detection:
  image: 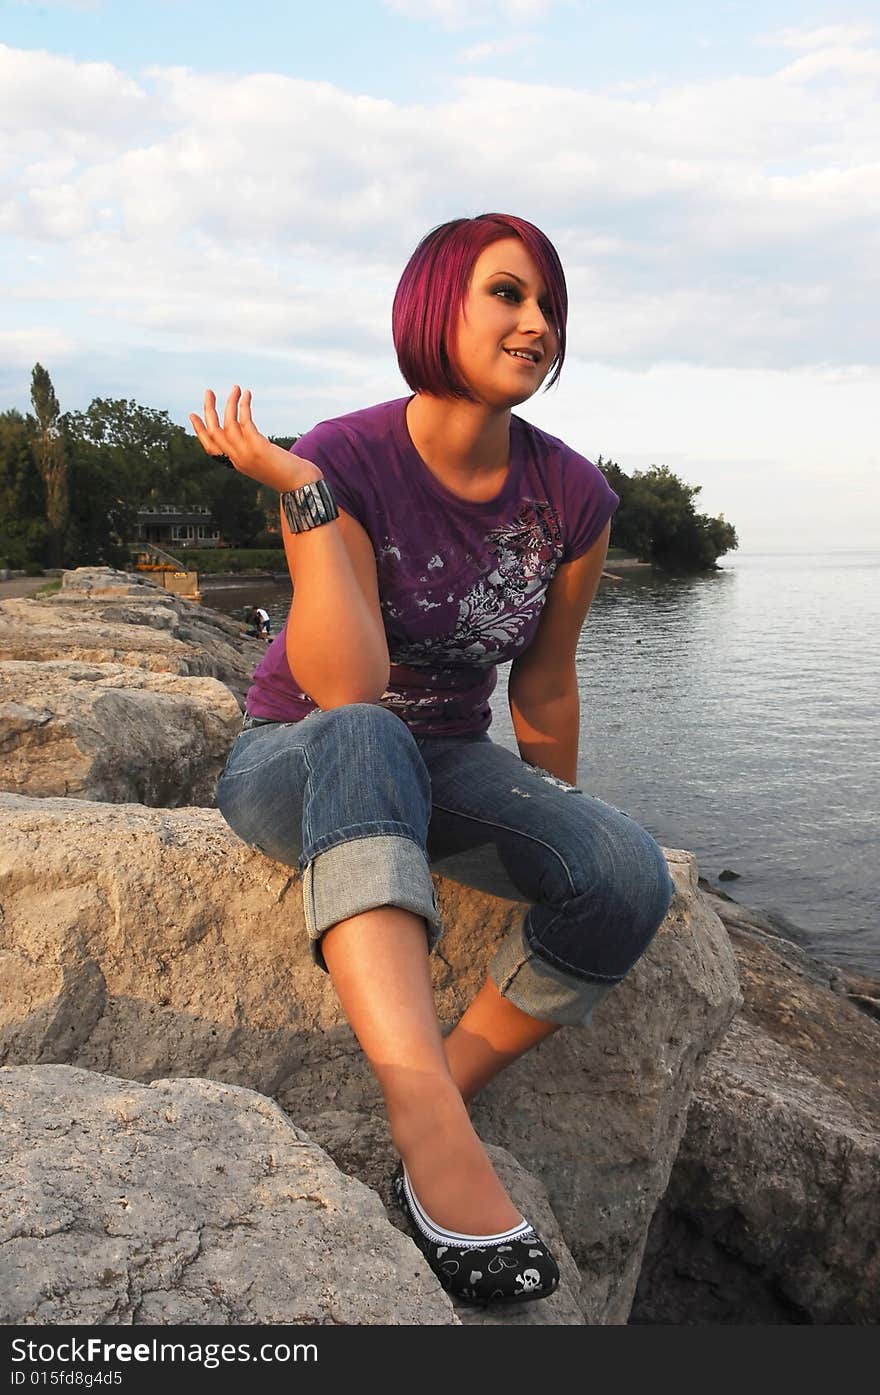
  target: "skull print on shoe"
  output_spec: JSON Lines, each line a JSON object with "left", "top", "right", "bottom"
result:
{"left": 392, "top": 1162, "right": 560, "bottom": 1306}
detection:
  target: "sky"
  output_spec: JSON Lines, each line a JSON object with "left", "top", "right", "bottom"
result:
{"left": 2, "top": 0, "right": 878, "bottom": 551}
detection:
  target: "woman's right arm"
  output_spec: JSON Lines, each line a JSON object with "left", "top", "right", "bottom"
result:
{"left": 190, "top": 387, "right": 389, "bottom": 709}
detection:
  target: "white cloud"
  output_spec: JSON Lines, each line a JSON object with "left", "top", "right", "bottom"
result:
{"left": 2, "top": 32, "right": 877, "bottom": 379}
{"left": 777, "top": 45, "right": 880, "bottom": 83}
{"left": 459, "top": 33, "right": 537, "bottom": 63}
{"left": 0, "top": 327, "right": 78, "bottom": 369}
{"left": 0, "top": 44, "right": 149, "bottom": 162}
{"left": 757, "top": 24, "right": 877, "bottom": 51}
{"left": 382, "top": 0, "right": 559, "bottom": 30}
{"left": 11, "top": 1, "right": 102, "bottom": 10}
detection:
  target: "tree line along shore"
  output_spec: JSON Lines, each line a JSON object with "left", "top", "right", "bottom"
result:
{"left": 3, "top": 363, "right": 737, "bottom": 579}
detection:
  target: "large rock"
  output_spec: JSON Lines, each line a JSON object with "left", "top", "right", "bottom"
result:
{"left": 54, "top": 567, "right": 182, "bottom": 599}
{"left": 0, "top": 1064, "right": 457, "bottom": 1325}
{"left": 0, "top": 792, "right": 740, "bottom": 1324}
{"left": 405, "top": 850, "right": 743, "bottom": 1323}
{"left": 631, "top": 894, "right": 880, "bottom": 1324}
{"left": 0, "top": 661, "right": 241, "bottom": 806}
{"left": 0, "top": 567, "right": 261, "bottom": 706}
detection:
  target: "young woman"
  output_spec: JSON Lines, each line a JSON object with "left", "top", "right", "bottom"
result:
{"left": 190, "top": 213, "right": 673, "bottom": 1308}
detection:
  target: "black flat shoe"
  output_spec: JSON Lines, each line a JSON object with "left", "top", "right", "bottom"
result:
{"left": 392, "top": 1162, "right": 560, "bottom": 1306}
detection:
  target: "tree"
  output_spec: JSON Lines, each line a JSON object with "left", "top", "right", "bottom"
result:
{"left": 61, "top": 397, "right": 185, "bottom": 503}
{"left": 597, "top": 456, "right": 738, "bottom": 570}
{"left": 61, "top": 432, "right": 138, "bottom": 568}
{"left": 0, "top": 409, "right": 46, "bottom": 568}
{"left": 200, "top": 464, "right": 265, "bottom": 548}
{"left": 29, "top": 364, "right": 68, "bottom": 566}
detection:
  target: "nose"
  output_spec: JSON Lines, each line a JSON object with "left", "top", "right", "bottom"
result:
{"left": 519, "top": 297, "right": 555, "bottom": 342}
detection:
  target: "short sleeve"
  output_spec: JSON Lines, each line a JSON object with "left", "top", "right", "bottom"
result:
{"left": 289, "top": 419, "right": 368, "bottom": 526}
{"left": 561, "top": 448, "right": 620, "bottom": 562}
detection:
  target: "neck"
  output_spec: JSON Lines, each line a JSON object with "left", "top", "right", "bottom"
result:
{"left": 406, "top": 393, "right": 511, "bottom": 481}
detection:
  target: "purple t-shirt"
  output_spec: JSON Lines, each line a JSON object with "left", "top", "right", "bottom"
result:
{"left": 246, "top": 396, "right": 618, "bottom": 736}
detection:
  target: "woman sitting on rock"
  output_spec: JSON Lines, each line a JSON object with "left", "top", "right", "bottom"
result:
{"left": 190, "top": 212, "right": 673, "bottom": 1308}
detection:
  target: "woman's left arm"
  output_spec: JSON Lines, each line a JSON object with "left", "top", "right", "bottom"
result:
{"left": 507, "top": 522, "right": 611, "bottom": 784}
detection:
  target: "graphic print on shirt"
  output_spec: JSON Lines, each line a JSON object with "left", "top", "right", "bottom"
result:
{"left": 383, "top": 499, "right": 564, "bottom": 668}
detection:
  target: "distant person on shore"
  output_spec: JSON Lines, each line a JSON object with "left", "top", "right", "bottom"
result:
{"left": 242, "top": 605, "right": 271, "bottom": 643}
{"left": 190, "top": 212, "right": 673, "bottom": 1308}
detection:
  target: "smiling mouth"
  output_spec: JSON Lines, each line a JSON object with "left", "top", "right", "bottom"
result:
{"left": 504, "top": 348, "right": 541, "bottom": 366}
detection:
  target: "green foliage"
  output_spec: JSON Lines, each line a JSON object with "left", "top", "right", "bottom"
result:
{"left": 62, "top": 432, "right": 138, "bottom": 568}
{"left": 177, "top": 548, "right": 286, "bottom": 574}
{"left": 59, "top": 395, "right": 273, "bottom": 544}
{"left": 597, "top": 456, "right": 737, "bottom": 570}
{"left": 0, "top": 409, "right": 47, "bottom": 568}
{"left": 60, "top": 397, "right": 187, "bottom": 503}
{"left": 29, "top": 364, "right": 68, "bottom": 566}
{"left": 204, "top": 469, "right": 267, "bottom": 548}
{"left": 29, "top": 363, "right": 61, "bottom": 434}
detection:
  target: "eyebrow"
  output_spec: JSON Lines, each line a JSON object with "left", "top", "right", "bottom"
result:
{"left": 487, "top": 269, "right": 550, "bottom": 298}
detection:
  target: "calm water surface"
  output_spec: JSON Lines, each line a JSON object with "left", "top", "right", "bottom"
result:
{"left": 203, "top": 550, "right": 880, "bottom": 975}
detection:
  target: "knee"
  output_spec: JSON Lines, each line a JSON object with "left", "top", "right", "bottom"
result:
{"left": 615, "top": 824, "right": 673, "bottom": 928}
{"left": 318, "top": 702, "right": 412, "bottom": 744}
{"left": 583, "top": 819, "right": 673, "bottom": 943}
{"left": 528, "top": 818, "right": 674, "bottom": 983}
{"left": 314, "top": 702, "right": 422, "bottom": 769}
{"left": 308, "top": 702, "right": 431, "bottom": 809}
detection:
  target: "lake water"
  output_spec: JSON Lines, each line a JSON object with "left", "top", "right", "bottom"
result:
{"left": 202, "top": 549, "right": 880, "bottom": 976}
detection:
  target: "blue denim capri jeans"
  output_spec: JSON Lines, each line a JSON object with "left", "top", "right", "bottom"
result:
{"left": 216, "top": 703, "right": 674, "bottom": 1028}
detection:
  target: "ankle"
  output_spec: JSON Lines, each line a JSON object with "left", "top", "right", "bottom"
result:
{"left": 391, "top": 1114, "right": 522, "bottom": 1235}
{"left": 385, "top": 1077, "right": 470, "bottom": 1159}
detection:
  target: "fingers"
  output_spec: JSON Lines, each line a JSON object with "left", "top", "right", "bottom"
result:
{"left": 189, "top": 413, "right": 217, "bottom": 455}
{"left": 223, "top": 385, "right": 242, "bottom": 433}
{"left": 190, "top": 387, "right": 255, "bottom": 461}
{"left": 204, "top": 389, "right": 221, "bottom": 433}
{"left": 191, "top": 392, "right": 230, "bottom": 458}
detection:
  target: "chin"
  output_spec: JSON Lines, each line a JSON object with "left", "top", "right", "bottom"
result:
{"left": 505, "top": 386, "right": 539, "bottom": 409}
{"left": 475, "top": 383, "right": 538, "bottom": 411}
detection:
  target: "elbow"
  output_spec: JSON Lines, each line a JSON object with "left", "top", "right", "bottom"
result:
{"left": 315, "top": 683, "right": 387, "bottom": 708}
{"left": 306, "top": 660, "right": 390, "bottom": 712}
{"left": 509, "top": 670, "right": 579, "bottom": 707}
{"left": 285, "top": 633, "right": 390, "bottom": 712}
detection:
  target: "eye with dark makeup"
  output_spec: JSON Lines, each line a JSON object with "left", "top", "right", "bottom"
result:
{"left": 492, "top": 282, "right": 555, "bottom": 321}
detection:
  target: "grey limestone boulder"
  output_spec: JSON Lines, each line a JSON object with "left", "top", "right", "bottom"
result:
{"left": 0, "top": 1064, "right": 457, "bottom": 1325}
{"left": 631, "top": 893, "right": 880, "bottom": 1324}
{"left": 0, "top": 792, "right": 740, "bottom": 1323}
{"left": 0, "top": 660, "right": 241, "bottom": 806}
{"left": 0, "top": 567, "right": 261, "bottom": 707}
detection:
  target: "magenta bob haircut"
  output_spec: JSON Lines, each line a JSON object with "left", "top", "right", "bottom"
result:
{"left": 392, "top": 212, "right": 568, "bottom": 401}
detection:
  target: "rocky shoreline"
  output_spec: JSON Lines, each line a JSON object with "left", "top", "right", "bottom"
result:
{"left": 0, "top": 567, "right": 877, "bottom": 1326}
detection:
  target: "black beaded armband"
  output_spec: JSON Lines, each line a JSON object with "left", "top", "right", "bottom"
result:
{"left": 281, "top": 479, "right": 339, "bottom": 533}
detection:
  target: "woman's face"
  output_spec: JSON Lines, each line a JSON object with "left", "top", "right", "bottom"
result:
{"left": 451, "top": 236, "right": 559, "bottom": 409}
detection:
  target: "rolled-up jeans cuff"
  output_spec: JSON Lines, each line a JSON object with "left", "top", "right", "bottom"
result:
{"left": 489, "top": 919, "right": 613, "bottom": 1028}
{"left": 302, "top": 834, "right": 443, "bottom": 972}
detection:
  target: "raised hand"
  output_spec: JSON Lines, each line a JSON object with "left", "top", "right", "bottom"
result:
{"left": 189, "top": 387, "right": 321, "bottom": 493}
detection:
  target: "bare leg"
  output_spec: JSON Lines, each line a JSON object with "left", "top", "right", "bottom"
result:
{"left": 320, "top": 905, "right": 522, "bottom": 1234}
{"left": 443, "top": 977, "right": 560, "bottom": 1105}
